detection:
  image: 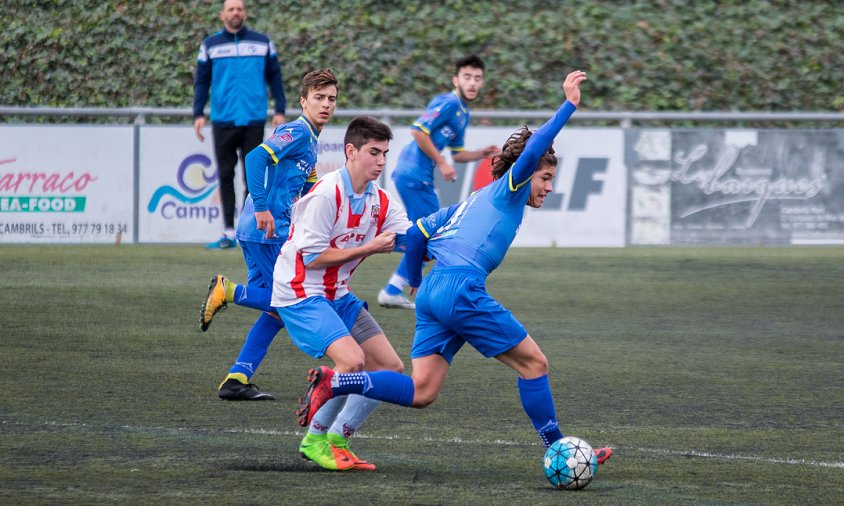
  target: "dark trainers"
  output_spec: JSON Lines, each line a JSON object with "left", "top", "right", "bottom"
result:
{"left": 206, "top": 236, "right": 237, "bottom": 250}
{"left": 296, "top": 366, "right": 335, "bottom": 427}
{"left": 218, "top": 378, "right": 275, "bottom": 401}
{"left": 594, "top": 447, "right": 613, "bottom": 465}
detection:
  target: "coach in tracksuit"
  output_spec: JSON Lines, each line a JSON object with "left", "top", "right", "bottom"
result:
{"left": 193, "top": 0, "right": 286, "bottom": 250}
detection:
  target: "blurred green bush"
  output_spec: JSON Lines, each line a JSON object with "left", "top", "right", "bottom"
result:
{"left": 2, "top": 0, "right": 842, "bottom": 112}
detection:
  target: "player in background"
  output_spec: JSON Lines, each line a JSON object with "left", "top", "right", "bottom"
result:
{"left": 377, "top": 54, "right": 501, "bottom": 309}
{"left": 205, "top": 117, "right": 412, "bottom": 470}
{"left": 295, "top": 70, "right": 613, "bottom": 466}
{"left": 199, "top": 69, "right": 337, "bottom": 401}
{"left": 193, "top": 0, "right": 287, "bottom": 250}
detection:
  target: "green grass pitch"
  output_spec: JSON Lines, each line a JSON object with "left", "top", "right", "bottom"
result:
{"left": 1, "top": 245, "right": 842, "bottom": 504}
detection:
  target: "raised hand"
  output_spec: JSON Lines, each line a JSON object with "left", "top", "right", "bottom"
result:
{"left": 562, "top": 70, "right": 587, "bottom": 107}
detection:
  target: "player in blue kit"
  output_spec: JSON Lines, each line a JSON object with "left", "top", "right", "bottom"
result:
{"left": 377, "top": 55, "right": 500, "bottom": 309}
{"left": 199, "top": 68, "right": 338, "bottom": 400}
{"left": 296, "top": 70, "right": 612, "bottom": 465}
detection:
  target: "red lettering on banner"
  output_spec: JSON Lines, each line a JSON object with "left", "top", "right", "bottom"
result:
{"left": 0, "top": 171, "right": 98, "bottom": 193}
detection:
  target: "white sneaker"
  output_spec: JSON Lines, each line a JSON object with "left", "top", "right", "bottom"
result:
{"left": 377, "top": 289, "right": 416, "bottom": 309}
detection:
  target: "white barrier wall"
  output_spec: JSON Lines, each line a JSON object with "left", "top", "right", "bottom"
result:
{"left": 425, "top": 127, "right": 628, "bottom": 247}
{"left": 15, "top": 123, "right": 842, "bottom": 246}
{"left": 627, "top": 129, "right": 844, "bottom": 245}
{"left": 303, "top": 126, "right": 627, "bottom": 247}
{"left": 140, "top": 126, "right": 233, "bottom": 243}
{"left": 0, "top": 125, "right": 133, "bottom": 243}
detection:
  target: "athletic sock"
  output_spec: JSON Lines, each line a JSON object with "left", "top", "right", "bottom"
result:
{"left": 223, "top": 372, "right": 249, "bottom": 385}
{"left": 384, "top": 259, "right": 411, "bottom": 295}
{"left": 517, "top": 375, "right": 563, "bottom": 448}
{"left": 329, "top": 395, "right": 381, "bottom": 438}
{"left": 331, "top": 371, "right": 415, "bottom": 407}
{"left": 228, "top": 312, "right": 284, "bottom": 377}
{"left": 223, "top": 278, "right": 236, "bottom": 302}
{"left": 309, "top": 396, "right": 348, "bottom": 435}
{"left": 233, "top": 284, "right": 274, "bottom": 312}
{"left": 383, "top": 282, "right": 403, "bottom": 296}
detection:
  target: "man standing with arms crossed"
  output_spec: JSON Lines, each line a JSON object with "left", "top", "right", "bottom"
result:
{"left": 378, "top": 54, "right": 500, "bottom": 308}
{"left": 193, "top": 0, "right": 286, "bottom": 250}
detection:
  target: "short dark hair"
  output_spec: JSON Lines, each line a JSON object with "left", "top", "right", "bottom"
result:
{"left": 455, "top": 54, "right": 485, "bottom": 74}
{"left": 300, "top": 68, "right": 339, "bottom": 99}
{"left": 344, "top": 116, "right": 393, "bottom": 151}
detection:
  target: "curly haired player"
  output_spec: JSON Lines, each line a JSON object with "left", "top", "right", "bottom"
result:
{"left": 297, "top": 70, "right": 613, "bottom": 466}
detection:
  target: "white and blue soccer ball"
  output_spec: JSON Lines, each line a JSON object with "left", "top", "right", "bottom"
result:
{"left": 542, "top": 436, "right": 598, "bottom": 490}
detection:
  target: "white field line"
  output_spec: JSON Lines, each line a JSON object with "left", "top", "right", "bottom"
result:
{"left": 9, "top": 420, "right": 844, "bottom": 470}
{"left": 229, "top": 427, "right": 844, "bottom": 470}
{"left": 628, "top": 446, "right": 844, "bottom": 469}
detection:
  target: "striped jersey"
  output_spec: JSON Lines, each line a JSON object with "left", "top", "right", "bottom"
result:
{"left": 272, "top": 167, "right": 412, "bottom": 307}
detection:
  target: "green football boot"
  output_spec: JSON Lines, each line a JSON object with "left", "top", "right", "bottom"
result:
{"left": 327, "top": 433, "right": 376, "bottom": 471}
{"left": 299, "top": 433, "right": 353, "bottom": 471}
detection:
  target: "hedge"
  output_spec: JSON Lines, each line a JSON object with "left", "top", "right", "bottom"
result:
{"left": 2, "top": 0, "right": 842, "bottom": 115}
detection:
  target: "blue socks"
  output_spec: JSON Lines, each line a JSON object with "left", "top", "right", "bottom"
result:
{"left": 384, "top": 256, "right": 412, "bottom": 295}
{"left": 228, "top": 312, "right": 285, "bottom": 377}
{"left": 518, "top": 375, "right": 564, "bottom": 448}
{"left": 324, "top": 372, "right": 562, "bottom": 447}
{"left": 332, "top": 371, "right": 415, "bottom": 407}
{"left": 233, "top": 284, "right": 273, "bottom": 312}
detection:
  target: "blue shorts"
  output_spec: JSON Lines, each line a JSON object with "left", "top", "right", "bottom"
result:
{"left": 394, "top": 174, "right": 439, "bottom": 221}
{"left": 240, "top": 240, "right": 282, "bottom": 288}
{"left": 410, "top": 266, "right": 528, "bottom": 363}
{"left": 276, "top": 293, "right": 365, "bottom": 358}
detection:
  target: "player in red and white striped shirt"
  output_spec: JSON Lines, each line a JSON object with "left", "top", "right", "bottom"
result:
{"left": 274, "top": 116, "right": 412, "bottom": 470}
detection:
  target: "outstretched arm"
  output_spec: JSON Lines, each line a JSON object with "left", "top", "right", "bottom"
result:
{"left": 452, "top": 144, "right": 500, "bottom": 163}
{"left": 510, "top": 70, "right": 587, "bottom": 186}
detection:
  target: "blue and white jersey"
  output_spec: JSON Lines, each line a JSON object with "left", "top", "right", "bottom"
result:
{"left": 236, "top": 115, "right": 320, "bottom": 244}
{"left": 392, "top": 91, "right": 469, "bottom": 185}
{"left": 193, "top": 27, "right": 285, "bottom": 127}
{"left": 412, "top": 101, "right": 578, "bottom": 278}
{"left": 417, "top": 177, "right": 527, "bottom": 276}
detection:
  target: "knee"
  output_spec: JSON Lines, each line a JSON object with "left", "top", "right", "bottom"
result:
{"left": 368, "top": 357, "right": 403, "bottom": 373}
{"left": 410, "top": 379, "right": 438, "bottom": 408}
{"left": 388, "top": 357, "right": 404, "bottom": 374}
{"left": 412, "top": 391, "right": 438, "bottom": 408}
{"left": 334, "top": 353, "right": 366, "bottom": 373}
{"left": 524, "top": 350, "right": 549, "bottom": 378}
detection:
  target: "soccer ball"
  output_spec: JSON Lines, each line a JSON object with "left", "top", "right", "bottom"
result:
{"left": 542, "top": 436, "right": 598, "bottom": 490}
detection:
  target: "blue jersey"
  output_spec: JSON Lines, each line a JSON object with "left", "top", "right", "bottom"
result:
{"left": 407, "top": 101, "right": 578, "bottom": 280}
{"left": 392, "top": 91, "right": 470, "bottom": 185}
{"left": 193, "top": 27, "right": 286, "bottom": 127}
{"left": 236, "top": 116, "right": 320, "bottom": 244}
